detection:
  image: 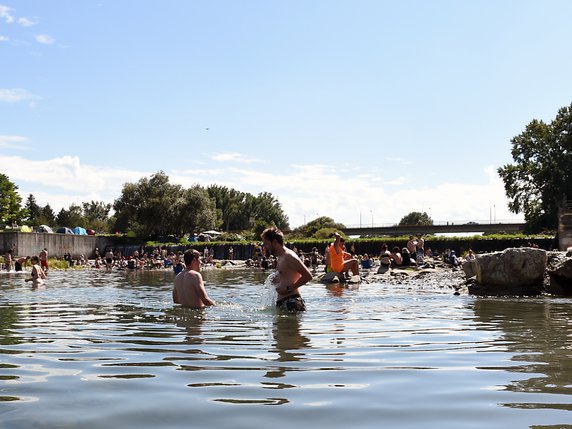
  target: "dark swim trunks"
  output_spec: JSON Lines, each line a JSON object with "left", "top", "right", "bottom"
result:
{"left": 15, "top": 261, "right": 22, "bottom": 271}
{"left": 276, "top": 294, "right": 306, "bottom": 312}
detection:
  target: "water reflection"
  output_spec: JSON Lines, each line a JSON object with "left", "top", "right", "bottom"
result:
{"left": 265, "top": 313, "right": 310, "bottom": 380}
{"left": 472, "top": 298, "right": 572, "bottom": 410}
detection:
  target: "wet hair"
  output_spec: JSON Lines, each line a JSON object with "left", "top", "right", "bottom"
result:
{"left": 31, "top": 256, "right": 39, "bottom": 263}
{"left": 260, "top": 227, "right": 284, "bottom": 245}
{"left": 183, "top": 249, "right": 201, "bottom": 265}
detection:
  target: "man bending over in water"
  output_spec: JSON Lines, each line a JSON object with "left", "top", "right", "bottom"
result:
{"left": 261, "top": 227, "right": 313, "bottom": 312}
{"left": 173, "top": 249, "right": 215, "bottom": 309}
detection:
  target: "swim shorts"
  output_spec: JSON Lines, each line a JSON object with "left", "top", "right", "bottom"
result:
{"left": 41, "top": 260, "right": 48, "bottom": 269}
{"left": 15, "top": 261, "right": 22, "bottom": 271}
{"left": 276, "top": 294, "right": 306, "bottom": 312}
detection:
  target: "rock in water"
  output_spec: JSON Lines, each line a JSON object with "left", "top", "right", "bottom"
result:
{"left": 470, "top": 248, "right": 547, "bottom": 296}
{"left": 546, "top": 258, "right": 572, "bottom": 296}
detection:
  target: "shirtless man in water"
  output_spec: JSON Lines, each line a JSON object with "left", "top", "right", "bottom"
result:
{"left": 26, "top": 256, "right": 47, "bottom": 285}
{"left": 173, "top": 249, "right": 215, "bottom": 309}
{"left": 261, "top": 227, "right": 313, "bottom": 312}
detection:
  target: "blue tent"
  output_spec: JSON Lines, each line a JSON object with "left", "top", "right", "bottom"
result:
{"left": 56, "top": 227, "right": 74, "bottom": 234}
{"left": 72, "top": 226, "right": 88, "bottom": 235}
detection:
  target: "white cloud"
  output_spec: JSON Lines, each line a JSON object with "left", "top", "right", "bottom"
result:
{"left": 211, "top": 152, "right": 261, "bottom": 163}
{"left": 1, "top": 153, "right": 523, "bottom": 228}
{"left": 17, "top": 16, "right": 38, "bottom": 27}
{"left": 0, "top": 5, "right": 14, "bottom": 23}
{"left": 0, "top": 35, "right": 7, "bottom": 42}
{"left": 0, "top": 88, "right": 40, "bottom": 105}
{"left": 35, "top": 34, "right": 54, "bottom": 45}
{"left": 0, "top": 135, "right": 28, "bottom": 149}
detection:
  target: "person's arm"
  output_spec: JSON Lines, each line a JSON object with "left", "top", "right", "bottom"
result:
{"left": 172, "top": 287, "right": 180, "bottom": 304}
{"left": 194, "top": 273, "right": 215, "bottom": 306}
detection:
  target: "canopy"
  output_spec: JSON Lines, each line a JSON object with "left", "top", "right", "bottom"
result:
{"left": 56, "top": 227, "right": 74, "bottom": 234}
{"left": 72, "top": 226, "right": 88, "bottom": 235}
{"left": 38, "top": 225, "right": 53, "bottom": 233}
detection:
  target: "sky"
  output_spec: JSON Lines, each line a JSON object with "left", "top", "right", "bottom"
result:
{"left": 1, "top": 1, "right": 571, "bottom": 229}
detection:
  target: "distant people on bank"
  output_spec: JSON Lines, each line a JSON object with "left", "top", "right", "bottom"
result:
{"left": 379, "top": 243, "right": 391, "bottom": 268}
{"left": 401, "top": 248, "right": 416, "bottom": 267}
{"left": 465, "top": 250, "right": 476, "bottom": 261}
{"left": 447, "top": 250, "right": 461, "bottom": 267}
{"left": 390, "top": 247, "right": 403, "bottom": 268}
{"left": 361, "top": 253, "right": 373, "bottom": 269}
{"left": 416, "top": 235, "right": 425, "bottom": 264}
{"left": 228, "top": 246, "right": 234, "bottom": 260}
{"left": 173, "top": 249, "right": 215, "bottom": 309}
{"left": 329, "top": 232, "right": 360, "bottom": 278}
{"left": 407, "top": 236, "right": 417, "bottom": 256}
{"left": 261, "top": 227, "right": 312, "bottom": 312}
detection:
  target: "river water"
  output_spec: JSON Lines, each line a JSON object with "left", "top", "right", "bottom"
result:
{"left": 1, "top": 268, "right": 572, "bottom": 429}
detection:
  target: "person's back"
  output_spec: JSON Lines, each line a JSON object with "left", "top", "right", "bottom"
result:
{"left": 173, "top": 250, "right": 215, "bottom": 309}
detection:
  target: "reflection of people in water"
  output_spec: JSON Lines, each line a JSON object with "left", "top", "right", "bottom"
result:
{"left": 265, "top": 314, "right": 310, "bottom": 379}
{"left": 172, "top": 308, "right": 206, "bottom": 345}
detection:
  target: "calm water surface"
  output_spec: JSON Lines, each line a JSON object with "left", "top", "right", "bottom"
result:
{"left": 1, "top": 268, "right": 572, "bottom": 429}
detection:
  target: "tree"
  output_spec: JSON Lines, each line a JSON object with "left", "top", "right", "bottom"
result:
{"left": 498, "top": 103, "right": 572, "bottom": 231}
{"left": 39, "top": 204, "right": 56, "bottom": 226}
{"left": 290, "top": 216, "right": 345, "bottom": 238}
{"left": 24, "top": 194, "right": 42, "bottom": 225}
{"left": 82, "top": 200, "right": 112, "bottom": 232}
{"left": 56, "top": 204, "right": 84, "bottom": 228}
{"left": 250, "top": 192, "right": 289, "bottom": 231}
{"left": 113, "top": 171, "right": 217, "bottom": 238}
{"left": 0, "top": 174, "right": 26, "bottom": 225}
{"left": 399, "top": 211, "right": 433, "bottom": 226}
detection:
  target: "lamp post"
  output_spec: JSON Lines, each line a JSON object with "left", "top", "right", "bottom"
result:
{"left": 370, "top": 210, "right": 374, "bottom": 228}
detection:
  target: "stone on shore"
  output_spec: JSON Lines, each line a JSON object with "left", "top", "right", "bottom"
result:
{"left": 546, "top": 258, "right": 572, "bottom": 296}
{"left": 469, "top": 247, "right": 547, "bottom": 296}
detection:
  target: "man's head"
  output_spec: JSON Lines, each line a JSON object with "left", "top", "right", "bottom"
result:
{"left": 261, "top": 227, "right": 284, "bottom": 253}
{"left": 183, "top": 249, "right": 201, "bottom": 266}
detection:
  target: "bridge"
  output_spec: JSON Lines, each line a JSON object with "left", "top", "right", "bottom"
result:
{"left": 341, "top": 221, "right": 527, "bottom": 237}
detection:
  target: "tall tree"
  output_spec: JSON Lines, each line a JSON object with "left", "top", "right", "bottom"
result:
{"left": 56, "top": 204, "right": 84, "bottom": 228}
{"left": 40, "top": 204, "right": 56, "bottom": 226}
{"left": 24, "top": 194, "right": 42, "bottom": 225}
{"left": 290, "top": 216, "right": 345, "bottom": 238}
{"left": 0, "top": 174, "right": 26, "bottom": 225}
{"left": 399, "top": 211, "right": 433, "bottom": 226}
{"left": 251, "top": 192, "right": 289, "bottom": 230}
{"left": 113, "top": 171, "right": 217, "bottom": 237}
{"left": 498, "top": 103, "right": 572, "bottom": 231}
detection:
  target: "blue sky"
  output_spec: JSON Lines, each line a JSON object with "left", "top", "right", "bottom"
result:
{"left": 1, "top": 1, "right": 571, "bottom": 228}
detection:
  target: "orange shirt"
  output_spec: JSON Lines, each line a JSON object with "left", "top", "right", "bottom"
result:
{"left": 329, "top": 243, "right": 344, "bottom": 272}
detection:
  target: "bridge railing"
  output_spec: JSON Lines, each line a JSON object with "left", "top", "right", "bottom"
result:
{"left": 344, "top": 219, "right": 526, "bottom": 229}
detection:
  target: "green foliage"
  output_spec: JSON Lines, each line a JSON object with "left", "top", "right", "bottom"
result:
{"left": 0, "top": 174, "right": 26, "bottom": 225}
{"left": 313, "top": 227, "right": 340, "bottom": 240}
{"left": 207, "top": 186, "right": 290, "bottom": 232}
{"left": 56, "top": 204, "right": 84, "bottom": 228}
{"left": 24, "top": 194, "right": 42, "bottom": 225}
{"left": 398, "top": 211, "right": 433, "bottom": 226}
{"left": 498, "top": 103, "right": 572, "bottom": 231}
{"left": 290, "top": 216, "right": 346, "bottom": 238}
{"left": 113, "top": 171, "right": 217, "bottom": 238}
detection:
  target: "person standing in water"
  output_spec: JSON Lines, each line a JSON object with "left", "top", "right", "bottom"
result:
{"left": 261, "top": 227, "right": 313, "bottom": 312}
{"left": 26, "top": 256, "right": 47, "bottom": 285}
{"left": 173, "top": 249, "right": 215, "bottom": 309}
{"left": 39, "top": 248, "right": 49, "bottom": 274}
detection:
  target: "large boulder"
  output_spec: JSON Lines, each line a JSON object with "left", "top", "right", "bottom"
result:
{"left": 469, "top": 248, "right": 547, "bottom": 296}
{"left": 546, "top": 258, "right": 572, "bottom": 296}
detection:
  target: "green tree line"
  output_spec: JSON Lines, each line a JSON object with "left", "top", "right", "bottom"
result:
{"left": 0, "top": 171, "right": 289, "bottom": 239}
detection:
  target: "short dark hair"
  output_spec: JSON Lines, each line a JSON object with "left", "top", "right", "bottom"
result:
{"left": 261, "top": 227, "right": 284, "bottom": 245}
{"left": 183, "top": 249, "right": 200, "bottom": 265}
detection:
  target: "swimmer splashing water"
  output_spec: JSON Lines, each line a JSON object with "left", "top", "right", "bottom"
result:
{"left": 260, "top": 227, "right": 313, "bottom": 312}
